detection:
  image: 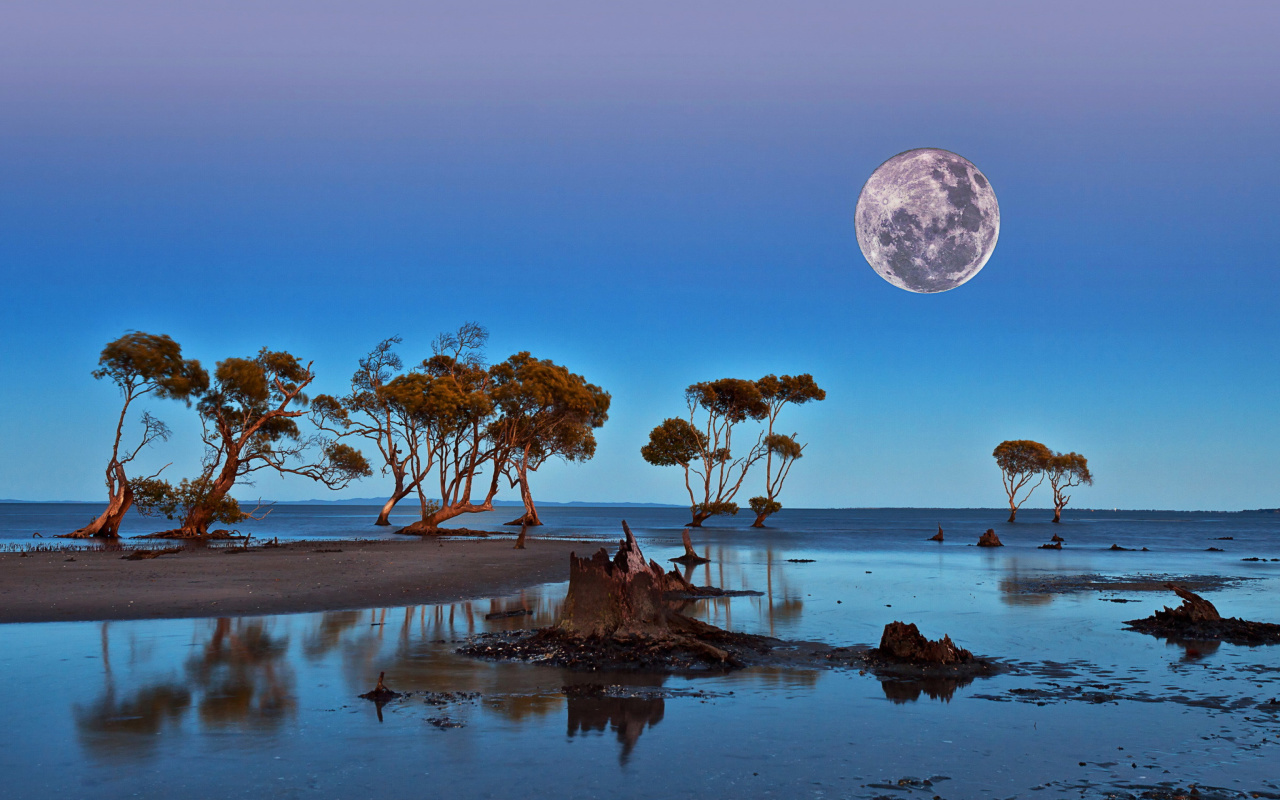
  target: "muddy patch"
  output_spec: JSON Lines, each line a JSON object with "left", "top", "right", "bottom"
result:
{"left": 1000, "top": 573, "right": 1250, "bottom": 596}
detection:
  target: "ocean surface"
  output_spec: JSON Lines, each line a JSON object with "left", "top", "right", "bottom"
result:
{"left": 1, "top": 504, "right": 1278, "bottom": 798}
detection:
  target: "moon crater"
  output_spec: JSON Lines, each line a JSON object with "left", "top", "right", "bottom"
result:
{"left": 855, "top": 148, "right": 999, "bottom": 293}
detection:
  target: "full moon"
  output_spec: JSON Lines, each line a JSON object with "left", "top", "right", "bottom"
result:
{"left": 855, "top": 148, "right": 999, "bottom": 293}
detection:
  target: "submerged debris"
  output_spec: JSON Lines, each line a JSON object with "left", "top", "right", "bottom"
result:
{"left": 1039, "top": 541, "right": 1063, "bottom": 550}
{"left": 485, "top": 608, "right": 532, "bottom": 620}
{"left": 1125, "top": 584, "right": 1280, "bottom": 645}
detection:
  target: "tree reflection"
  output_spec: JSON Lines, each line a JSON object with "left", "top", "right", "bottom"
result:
{"left": 76, "top": 617, "right": 295, "bottom": 758}
{"left": 187, "top": 618, "right": 295, "bottom": 729}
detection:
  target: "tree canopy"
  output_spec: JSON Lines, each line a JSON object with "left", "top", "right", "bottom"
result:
{"left": 134, "top": 348, "right": 370, "bottom": 537}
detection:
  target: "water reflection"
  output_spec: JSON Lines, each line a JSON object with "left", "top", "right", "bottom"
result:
{"left": 188, "top": 618, "right": 295, "bottom": 728}
{"left": 999, "top": 562, "right": 1054, "bottom": 606}
{"left": 70, "top": 551, "right": 827, "bottom": 758}
{"left": 566, "top": 695, "right": 664, "bottom": 764}
{"left": 878, "top": 675, "right": 974, "bottom": 704}
{"left": 76, "top": 617, "right": 294, "bottom": 758}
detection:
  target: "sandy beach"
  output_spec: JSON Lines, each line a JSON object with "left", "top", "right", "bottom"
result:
{"left": 0, "top": 538, "right": 589, "bottom": 624}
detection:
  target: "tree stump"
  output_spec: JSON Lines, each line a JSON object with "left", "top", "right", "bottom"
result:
{"left": 557, "top": 522, "right": 695, "bottom": 637}
{"left": 929, "top": 524, "right": 944, "bottom": 542}
{"left": 1050, "top": 533, "right": 1064, "bottom": 543}
{"left": 977, "top": 529, "right": 1003, "bottom": 547}
{"left": 514, "top": 523, "right": 527, "bottom": 550}
{"left": 669, "top": 528, "right": 710, "bottom": 565}
{"left": 359, "top": 671, "right": 402, "bottom": 702}
{"left": 1039, "top": 541, "right": 1062, "bottom": 550}
{"left": 1156, "top": 584, "right": 1222, "bottom": 623}
{"left": 875, "top": 621, "right": 974, "bottom": 665}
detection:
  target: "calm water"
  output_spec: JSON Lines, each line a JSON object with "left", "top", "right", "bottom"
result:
{"left": 2, "top": 505, "right": 1279, "bottom": 798}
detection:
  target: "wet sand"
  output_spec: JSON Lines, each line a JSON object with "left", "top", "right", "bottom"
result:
{"left": 0, "top": 538, "right": 588, "bottom": 624}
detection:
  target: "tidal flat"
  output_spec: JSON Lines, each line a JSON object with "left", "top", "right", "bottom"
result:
{"left": 1, "top": 507, "right": 1278, "bottom": 799}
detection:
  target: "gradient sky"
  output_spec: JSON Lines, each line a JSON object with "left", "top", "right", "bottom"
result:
{"left": 1, "top": 1, "right": 1277, "bottom": 510}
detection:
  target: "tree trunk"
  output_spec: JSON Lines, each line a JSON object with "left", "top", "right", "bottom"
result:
{"left": 1008, "top": 506, "right": 1017, "bottom": 523}
{"left": 688, "top": 510, "right": 711, "bottom": 527}
{"left": 505, "top": 477, "right": 543, "bottom": 526}
{"left": 751, "top": 511, "right": 768, "bottom": 528}
{"left": 1052, "top": 505, "right": 1063, "bottom": 523}
{"left": 513, "top": 523, "right": 527, "bottom": 550}
{"left": 64, "top": 463, "right": 133, "bottom": 539}
{"left": 375, "top": 486, "right": 413, "bottom": 527}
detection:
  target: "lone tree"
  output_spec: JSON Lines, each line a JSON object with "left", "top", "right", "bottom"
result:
{"left": 133, "top": 349, "right": 370, "bottom": 537}
{"left": 992, "top": 439, "right": 1051, "bottom": 523}
{"left": 747, "top": 374, "right": 826, "bottom": 527}
{"left": 1045, "top": 451, "right": 1092, "bottom": 523}
{"left": 312, "top": 337, "right": 426, "bottom": 527}
{"left": 488, "top": 352, "right": 611, "bottom": 527}
{"left": 64, "top": 332, "right": 206, "bottom": 538}
{"left": 642, "top": 378, "right": 768, "bottom": 527}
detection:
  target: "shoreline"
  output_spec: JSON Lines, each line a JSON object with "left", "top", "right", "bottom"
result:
{"left": 0, "top": 538, "right": 591, "bottom": 624}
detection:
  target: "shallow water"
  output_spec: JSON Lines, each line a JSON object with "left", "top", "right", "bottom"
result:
{"left": 2, "top": 508, "right": 1279, "bottom": 798}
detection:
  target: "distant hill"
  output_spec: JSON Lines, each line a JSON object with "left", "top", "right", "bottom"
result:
{"left": 274, "top": 497, "right": 685, "bottom": 508}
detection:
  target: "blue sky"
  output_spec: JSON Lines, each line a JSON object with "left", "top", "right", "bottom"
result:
{"left": 1, "top": 1, "right": 1277, "bottom": 510}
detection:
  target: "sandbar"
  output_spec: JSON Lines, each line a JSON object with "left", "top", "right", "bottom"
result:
{"left": 0, "top": 538, "right": 588, "bottom": 624}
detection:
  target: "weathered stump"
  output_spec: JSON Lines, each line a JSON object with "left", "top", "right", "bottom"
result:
{"left": 977, "top": 529, "right": 1003, "bottom": 547}
{"left": 1156, "top": 584, "right": 1221, "bottom": 623}
{"left": 929, "top": 524, "right": 944, "bottom": 542}
{"left": 1051, "top": 533, "right": 1064, "bottom": 543}
{"left": 669, "top": 528, "right": 710, "bottom": 565}
{"left": 1039, "top": 541, "right": 1062, "bottom": 550}
{"left": 1124, "top": 584, "right": 1280, "bottom": 645}
{"left": 514, "top": 523, "right": 527, "bottom": 550}
{"left": 874, "top": 621, "right": 974, "bottom": 665}
{"left": 558, "top": 521, "right": 696, "bottom": 637}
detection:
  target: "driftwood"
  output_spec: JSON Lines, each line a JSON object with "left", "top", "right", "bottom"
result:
{"left": 929, "top": 525, "right": 944, "bottom": 542}
{"left": 871, "top": 621, "right": 974, "bottom": 666}
{"left": 668, "top": 529, "right": 710, "bottom": 565}
{"left": 977, "top": 529, "right": 1003, "bottom": 547}
{"left": 121, "top": 546, "right": 183, "bottom": 561}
